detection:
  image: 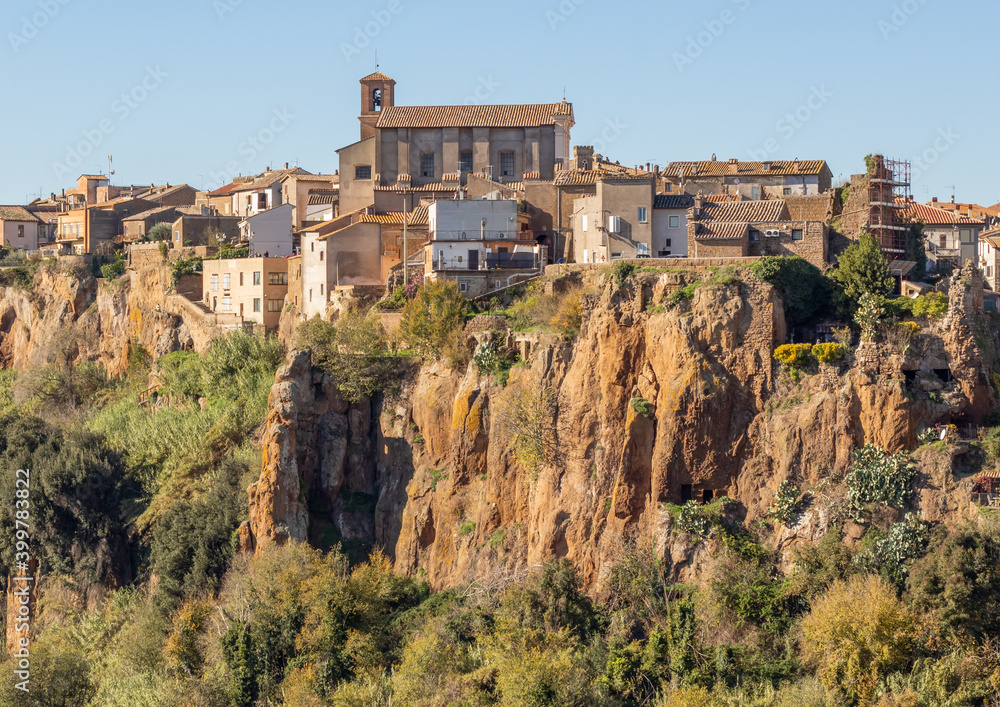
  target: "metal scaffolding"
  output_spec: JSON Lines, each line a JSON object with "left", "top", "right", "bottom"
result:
{"left": 867, "top": 155, "right": 911, "bottom": 256}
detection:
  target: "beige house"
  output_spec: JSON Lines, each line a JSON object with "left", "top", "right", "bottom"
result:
{"left": 663, "top": 158, "right": 833, "bottom": 198}
{"left": 202, "top": 257, "right": 289, "bottom": 331}
{"left": 898, "top": 198, "right": 983, "bottom": 271}
{"left": 571, "top": 176, "right": 655, "bottom": 262}
{"left": 0, "top": 207, "right": 42, "bottom": 250}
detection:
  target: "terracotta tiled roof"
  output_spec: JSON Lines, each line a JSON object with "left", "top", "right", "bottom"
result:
{"left": 358, "top": 207, "right": 429, "bottom": 226}
{"left": 925, "top": 201, "right": 996, "bottom": 220}
{"left": 0, "top": 206, "right": 41, "bottom": 222}
{"left": 522, "top": 172, "right": 542, "bottom": 180}
{"left": 376, "top": 103, "right": 573, "bottom": 129}
{"left": 654, "top": 195, "right": 694, "bottom": 209}
{"left": 307, "top": 189, "right": 339, "bottom": 206}
{"left": 897, "top": 199, "right": 984, "bottom": 225}
{"left": 122, "top": 204, "right": 178, "bottom": 222}
{"left": 375, "top": 182, "right": 463, "bottom": 192}
{"left": 361, "top": 71, "right": 394, "bottom": 83}
{"left": 694, "top": 222, "right": 749, "bottom": 240}
{"left": 702, "top": 199, "right": 789, "bottom": 222}
{"left": 666, "top": 160, "right": 828, "bottom": 178}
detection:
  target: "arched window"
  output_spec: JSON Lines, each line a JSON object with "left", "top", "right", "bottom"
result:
{"left": 373, "top": 88, "right": 382, "bottom": 112}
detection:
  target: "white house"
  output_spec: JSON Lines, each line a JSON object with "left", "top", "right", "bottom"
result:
{"left": 652, "top": 195, "right": 692, "bottom": 257}
{"left": 239, "top": 204, "right": 295, "bottom": 257}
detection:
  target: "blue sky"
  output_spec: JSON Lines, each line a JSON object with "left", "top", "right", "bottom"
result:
{"left": 1, "top": 0, "right": 996, "bottom": 205}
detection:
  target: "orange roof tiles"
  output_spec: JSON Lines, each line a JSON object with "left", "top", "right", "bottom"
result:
{"left": 358, "top": 207, "right": 429, "bottom": 226}
{"left": 666, "top": 160, "right": 828, "bottom": 178}
{"left": 361, "top": 71, "right": 394, "bottom": 83}
{"left": 0, "top": 206, "right": 41, "bottom": 222}
{"left": 376, "top": 103, "right": 572, "bottom": 129}
{"left": 897, "top": 199, "right": 984, "bottom": 225}
{"left": 694, "top": 222, "right": 749, "bottom": 240}
{"left": 702, "top": 199, "right": 789, "bottom": 222}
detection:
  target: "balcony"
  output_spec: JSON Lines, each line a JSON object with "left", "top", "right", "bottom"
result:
{"left": 431, "top": 229, "right": 527, "bottom": 242}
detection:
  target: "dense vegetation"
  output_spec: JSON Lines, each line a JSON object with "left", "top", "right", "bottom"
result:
{"left": 0, "top": 252, "right": 995, "bottom": 706}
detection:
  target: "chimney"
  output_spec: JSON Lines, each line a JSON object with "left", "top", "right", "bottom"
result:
{"left": 285, "top": 162, "right": 289, "bottom": 170}
{"left": 932, "top": 197, "right": 938, "bottom": 203}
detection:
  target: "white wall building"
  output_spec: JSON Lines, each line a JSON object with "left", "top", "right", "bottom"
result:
{"left": 240, "top": 203, "right": 294, "bottom": 257}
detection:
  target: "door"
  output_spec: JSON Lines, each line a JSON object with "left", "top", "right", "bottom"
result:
{"left": 468, "top": 250, "right": 479, "bottom": 270}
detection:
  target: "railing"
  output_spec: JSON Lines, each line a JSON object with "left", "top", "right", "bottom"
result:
{"left": 138, "top": 385, "right": 160, "bottom": 406}
{"left": 486, "top": 253, "right": 539, "bottom": 270}
{"left": 973, "top": 492, "right": 999, "bottom": 507}
{"left": 431, "top": 229, "right": 520, "bottom": 241}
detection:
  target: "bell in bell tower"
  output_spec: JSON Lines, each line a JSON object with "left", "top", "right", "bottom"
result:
{"left": 359, "top": 71, "right": 396, "bottom": 140}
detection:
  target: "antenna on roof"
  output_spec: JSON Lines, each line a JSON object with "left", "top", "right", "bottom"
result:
{"left": 375, "top": 50, "right": 378, "bottom": 71}
{"left": 563, "top": 85, "right": 566, "bottom": 101}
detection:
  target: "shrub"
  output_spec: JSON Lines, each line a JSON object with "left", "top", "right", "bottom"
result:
{"left": 295, "top": 312, "right": 397, "bottom": 404}
{"left": 148, "top": 223, "right": 172, "bottom": 242}
{"left": 854, "top": 293, "right": 886, "bottom": 342}
{"left": 550, "top": 290, "right": 583, "bottom": 334}
{"left": 630, "top": 396, "right": 653, "bottom": 419}
{"left": 811, "top": 342, "right": 846, "bottom": 365}
{"left": 801, "top": 574, "right": 917, "bottom": 706}
{"left": 495, "top": 376, "right": 557, "bottom": 478}
{"left": 612, "top": 261, "right": 637, "bottom": 288}
{"left": 101, "top": 253, "right": 125, "bottom": 279}
{"left": 768, "top": 481, "right": 804, "bottom": 525}
{"left": 854, "top": 513, "right": 930, "bottom": 588}
{"left": 845, "top": 444, "right": 916, "bottom": 513}
{"left": 676, "top": 501, "right": 710, "bottom": 536}
{"left": 773, "top": 343, "right": 814, "bottom": 368}
{"left": 749, "top": 256, "right": 829, "bottom": 327}
{"left": 399, "top": 280, "right": 468, "bottom": 358}
{"left": 911, "top": 292, "right": 948, "bottom": 319}
{"left": 158, "top": 241, "right": 169, "bottom": 260}
{"left": 170, "top": 256, "right": 202, "bottom": 288}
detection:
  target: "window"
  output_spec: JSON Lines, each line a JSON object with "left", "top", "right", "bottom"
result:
{"left": 355, "top": 165, "right": 372, "bottom": 180}
{"left": 792, "top": 229, "right": 803, "bottom": 241}
{"left": 749, "top": 229, "right": 760, "bottom": 242}
{"left": 582, "top": 215, "right": 588, "bottom": 232}
{"left": 638, "top": 207, "right": 648, "bottom": 224}
{"left": 373, "top": 88, "right": 382, "bottom": 111}
{"left": 268, "top": 298, "right": 284, "bottom": 312}
{"left": 669, "top": 216, "right": 679, "bottom": 229}
{"left": 257, "top": 193, "right": 267, "bottom": 210}
{"left": 611, "top": 252, "right": 622, "bottom": 259}
{"left": 268, "top": 272, "right": 289, "bottom": 285}
{"left": 221, "top": 296, "right": 231, "bottom": 312}
{"left": 665, "top": 238, "right": 672, "bottom": 247}
{"left": 637, "top": 243, "right": 649, "bottom": 256}
{"left": 783, "top": 187, "right": 792, "bottom": 196}
{"left": 961, "top": 229, "right": 974, "bottom": 244}
{"left": 420, "top": 153, "right": 435, "bottom": 178}
{"left": 459, "top": 282, "right": 468, "bottom": 293}
{"left": 659, "top": 251, "right": 670, "bottom": 257}
{"left": 211, "top": 274, "right": 219, "bottom": 291}
{"left": 664, "top": 183, "right": 672, "bottom": 192}
{"left": 320, "top": 251, "right": 324, "bottom": 261}
{"left": 253, "top": 271, "right": 261, "bottom": 286}
{"left": 460, "top": 151, "right": 473, "bottom": 172}
{"left": 239, "top": 272, "right": 244, "bottom": 286}
{"left": 939, "top": 235, "right": 947, "bottom": 248}
{"left": 223, "top": 273, "right": 231, "bottom": 290}
{"left": 175, "top": 230, "right": 180, "bottom": 242}
{"left": 17, "top": 225, "right": 23, "bottom": 239}
{"left": 310, "top": 242, "right": 315, "bottom": 252}
{"left": 500, "top": 151, "right": 515, "bottom": 177}
{"left": 253, "top": 298, "right": 261, "bottom": 312}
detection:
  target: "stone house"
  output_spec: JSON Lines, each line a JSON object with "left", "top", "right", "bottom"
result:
{"left": 202, "top": 257, "right": 288, "bottom": 331}
{"left": 0, "top": 207, "right": 42, "bottom": 250}
{"left": 663, "top": 158, "right": 833, "bottom": 198}
{"left": 279, "top": 172, "right": 339, "bottom": 229}
{"left": 686, "top": 197, "right": 828, "bottom": 266}
{"left": 170, "top": 211, "right": 241, "bottom": 249}
{"left": 122, "top": 205, "right": 182, "bottom": 242}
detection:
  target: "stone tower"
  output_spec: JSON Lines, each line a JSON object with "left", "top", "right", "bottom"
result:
{"left": 359, "top": 71, "right": 396, "bottom": 141}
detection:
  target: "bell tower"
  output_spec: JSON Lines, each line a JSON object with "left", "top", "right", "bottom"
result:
{"left": 359, "top": 71, "right": 396, "bottom": 141}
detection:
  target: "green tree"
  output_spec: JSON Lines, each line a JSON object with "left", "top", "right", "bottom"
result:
{"left": 831, "top": 233, "right": 894, "bottom": 302}
{"left": 295, "top": 311, "right": 397, "bottom": 403}
{"left": 801, "top": 574, "right": 917, "bottom": 706}
{"left": 399, "top": 280, "right": 468, "bottom": 358}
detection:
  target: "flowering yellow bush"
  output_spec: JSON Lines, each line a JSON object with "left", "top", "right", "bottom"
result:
{"left": 896, "top": 321, "right": 920, "bottom": 336}
{"left": 773, "top": 343, "right": 814, "bottom": 368}
{"left": 811, "top": 342, "right": 847, "bottom": 365}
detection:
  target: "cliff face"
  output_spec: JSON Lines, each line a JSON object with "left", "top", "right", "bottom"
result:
{"left": 0, "top": 263, "right": 202, "bottom": 376}
{"left": 244, "top": 266, "right": 998, "bottom": 589}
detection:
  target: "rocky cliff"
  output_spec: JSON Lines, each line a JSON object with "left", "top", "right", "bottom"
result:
{"left": 0, "top": 262, "right": 216, "bottom": 376}
{"left": 244, "top": 264, "right": 998, "bottom": 589}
